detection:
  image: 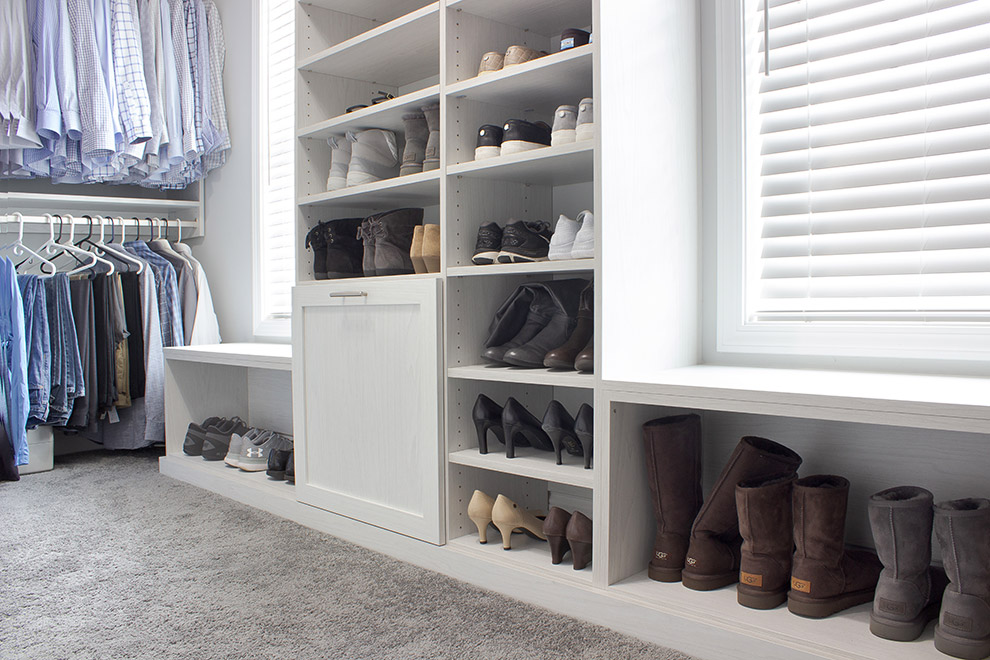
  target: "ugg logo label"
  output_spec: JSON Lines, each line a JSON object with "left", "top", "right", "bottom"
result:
{"left": 740, "top": 572, "right": 763, "bottom": 587}
{"left": 944, "top": 612, "right": 973, "bottom": 632}
{"left": 791, "top": 577, "right": 811, "bottom": 593}
{"left": 655, "top": 551, "right": 668, "bottom": 560}
{"left": 686, "top": 557, "right": 697, "bottom": 566}
{"left": 878, "top": 598, "right": 906, "bottom": 615}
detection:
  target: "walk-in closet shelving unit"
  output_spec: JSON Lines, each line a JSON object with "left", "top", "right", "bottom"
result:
{"left": 295, "top": 0, "right": 441, "bottom": 284}
{"left": 442, "top": 0, "right": 600, "bottom": 587}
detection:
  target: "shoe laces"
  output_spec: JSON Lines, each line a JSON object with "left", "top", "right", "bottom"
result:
{"left": 524, "top": 221, "right": 551, "bottom": 236}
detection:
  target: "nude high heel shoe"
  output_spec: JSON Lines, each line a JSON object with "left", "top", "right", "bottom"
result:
{"left": 492, "top": 494, "right": 547, "bottom": 550}
{"left": 467, "top": 490, "right": 496, "bottom": 544}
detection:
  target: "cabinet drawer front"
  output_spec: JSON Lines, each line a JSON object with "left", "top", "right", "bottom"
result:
{"left": 292, "top": 278, "right": 444, "bottom": 544}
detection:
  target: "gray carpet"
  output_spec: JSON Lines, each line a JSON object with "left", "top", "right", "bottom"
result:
{"left": 1, "top": 449, "right": 694, "bottom": 660}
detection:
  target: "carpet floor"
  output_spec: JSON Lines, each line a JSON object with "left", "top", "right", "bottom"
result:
{"left": 1, "top": 449, "right": 695, "bottom": 660}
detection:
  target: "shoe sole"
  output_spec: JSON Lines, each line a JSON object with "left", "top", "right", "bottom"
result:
{"left": 345, "top": 172, "right": 382, "bottom": 187}
{"left": 935, "top": 625, "right": 990, "bottom": 659}
{"left": 551, "top": 130, "right": 576, "bottom": 146}
{"left": 576, "top": 123, "right": 595, "bottom": 141}
{"left": 267, "top": 469, "right": 286, "bottom": 480}
{"left": 787, "top": 587, "right": 877, "bottom": 618}
{"left": 870, "top": 602, "right": 939, "bottom": 642}
{"left": 239, "top": 462, "right": 268, "bottom": 472}
{"left": 648, "top": 565, "right": 684, "bottom": 583}
{"left": 738, "top": 585, "right": 788, "bottom": 610}
{"left": 399, "top": 164, "right": 424, "bottom": 176}
{"left": 499, "top": 141, "right": 548, "bottom": 156}
{"left": 327, "top": 177, "right": 347, "bottom": 190}
{"left": 472, "top": 250, "right": 500, "bottom": 265}
{"left": 496, "top": 251, "right": 548, "bottom": 264}
{"left": 547, "top": 245, "right": 576, "bottom": 261}
{"left": 474, "top": 146, "right": 501, "bottom": 160}
{"left": 682, "top": 570, "right": 738, "bottom": 591}
{"left": 570, "top": 244, "right": 594, "bottom": 259}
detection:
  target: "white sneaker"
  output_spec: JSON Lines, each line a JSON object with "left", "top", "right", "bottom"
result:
{"left": 571, "top": 210, "right": 595, "bottom": 259}
{"left": 548, "top": 214, "right": 579, "bottom": 261}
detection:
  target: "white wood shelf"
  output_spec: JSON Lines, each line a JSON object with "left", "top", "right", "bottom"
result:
{"left": 160, "top": 454, "right": 297, "bottom": 500}
{"left": 298, "top": 3, "right": 440, "bottom": 88}
{"left": 297, "top": 85, "right": 440, "bottom": 140}
{"left": 604, "top": 365, "right": 990, "bottom": 434}
{"left": 447, "top": 259, "right": 595, "bottom": 277}
{"left": 448, "top": 364, "right": 595, "bottom": 389}
{"left": 448, "top": 142, "right": 594, "bottom": 186}
{"left": 301, "top": 0, "right": 432, "bottom": 23}
{"left": 163, "top": 343, "right": 292, "bottom": 371}
{"left": 448, "top": 533, "right": 593, "bottom": 587}
{"left": 449, "top": 447, "right": 593, "bottom": 488}
{"left": 612, "top": 571, "right": 940, "bottom": 660}
{"left": 298, "top": 170, "right": 441, "bottom": 209}
{"left": 446, "top": 45, "right": 594, "bottom": 108}
{"left": 446, "top": 0, "right": 593, "bottom": 36}
{"left": 296, "top": 272, "right": 442, "bottom": 286}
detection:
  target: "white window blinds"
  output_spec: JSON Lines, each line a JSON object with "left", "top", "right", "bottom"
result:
{"left": 259, "top": 0, "right": 295, "bottom": 322}
{"left": 747, "top": 0, "right": 990, "bottom": 321}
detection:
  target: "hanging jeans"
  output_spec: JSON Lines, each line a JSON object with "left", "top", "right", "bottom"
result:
{"left": 18, "top": 275, "right": 51, "bottom": 428}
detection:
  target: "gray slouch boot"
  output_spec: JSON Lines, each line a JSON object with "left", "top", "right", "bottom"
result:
{"left": 421, "top": 103, "right": 440, "bottom": 171}
{"left": 869, "top": 486, "right": 947, "bottom": 641}
{"left": 400, "top": 112, "right": 429, "bottom": 176}
{"left": 326, "top": 135, "right": 351, "bottom": 190}
{"left": 935, "top": 498, "right": 990, "bottom": 660}
{"left": 346, "top": 129, "right": 398, "bottom": 186}
{"left": 373, "top": 208, "right": 424, "bottom": 276}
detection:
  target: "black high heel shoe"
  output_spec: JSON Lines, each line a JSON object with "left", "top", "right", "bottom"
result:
{"left": 574, "top": 404, "right": 593, "bottom": 469}
{"left": 502, "top": 397, "right": 553, "bottom": 458}
{"left": 473, "top": 394, "right": 505, "bottom": 454}
{"left": 541, "top": 400, "right": 583, "bottom": 465}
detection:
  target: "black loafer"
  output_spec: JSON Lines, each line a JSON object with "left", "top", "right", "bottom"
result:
{"left": 266, "top": 435, "right": 295, "bottom": 480}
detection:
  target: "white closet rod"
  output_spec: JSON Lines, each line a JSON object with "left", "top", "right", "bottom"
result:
{"left": 0, "top": 214, "right": 196, "bottom": 236}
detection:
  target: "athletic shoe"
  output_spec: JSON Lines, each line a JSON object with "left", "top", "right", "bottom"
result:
{"left": 548, "top": 214, "right": 580, "bottom": 260}
{"left": 498, "top": 220, "right": 552, "bottom": 263}
{"left": 474, "top": 124, "right": 503, "bottom": 161}
{"left": 500, "top": 119, "right": 551, "bottom": 156}
{"left": 201, "top": 417, "right": 249, "bottom": 461}
{"left": 571, "top": 210, "right": 595, "bottom": 259}
{"left": 183, "top": 416, "right": 223, "bottom": 456}
{"left": 576, "top": 98, "right": 594, "bottom": 141}
{"left": 224, "top": 428, "right": 263, "bottom": 468}
{"left": 472, "top": 222, "right": 503, "bottom": 265}
{"left": 238, "top": 431, "right": 283, "bottom": 472}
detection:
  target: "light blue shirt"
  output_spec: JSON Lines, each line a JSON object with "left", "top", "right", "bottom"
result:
{"left": 31, "top": 0, "right": 62, "bottom": 140}
{"left": 55, "top": 0, "right": 83, "bottom": 139}
{"left": 93, "top": 0, "right": 125, "bottom": 147}
{"left": 0, "top": 258, "right": 30, "bottom": 466}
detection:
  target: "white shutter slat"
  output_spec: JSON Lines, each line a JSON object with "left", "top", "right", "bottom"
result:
{"left": 748, "top": 0, "right": 990, "bottom": 320}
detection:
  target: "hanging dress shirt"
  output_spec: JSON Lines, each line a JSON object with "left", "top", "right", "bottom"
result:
{"left": 0, "top": 259, "right": 30, "bottom": 466}
{"left": 67, "top": 0, "right": 117, "bottom": 162}
{"left": 172, "top": 242, "right": 220, "bottom": 345}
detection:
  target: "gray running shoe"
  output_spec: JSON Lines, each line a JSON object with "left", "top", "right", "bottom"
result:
{"left": 239, "top": 431, "right": 283, "bottom": 472}
{"left": 225, "top": 427, "right": 263, "bottom": 468}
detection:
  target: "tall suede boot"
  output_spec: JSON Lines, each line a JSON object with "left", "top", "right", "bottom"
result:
{"left": 736, "top": 473, "right": 798, "bottom": 609}
{"left": 788, "top": 475, "right": 882, "bottom": 618}
{"left": 421, "top": 102, "right": 440, "bottom": 171}
{"left": 934, "top": 498, "right": 990, "bottom": 660}
{"left": 682, "top": 436, "right": 802, "bottom": 591}
{"left": 400, "top": 112, "right": 429, "bottom": 176}
{"left": 869, "top": 486, "right": 947, "bottom": 641}
{"left": 373, "top": 208, "right": 424, "bottom": 276}
{"left": 642, "top": 414, "right": 702, "bottom": 582}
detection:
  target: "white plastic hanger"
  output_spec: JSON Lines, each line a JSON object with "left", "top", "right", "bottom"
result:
{"left": 39, "top": 213, "right": 100, "bottom": 276}
{"left": 1, "top": 213, "right": 59, "bottom": 275}
{"left": 104, "top": 216, "right": 145, "bottom": 274}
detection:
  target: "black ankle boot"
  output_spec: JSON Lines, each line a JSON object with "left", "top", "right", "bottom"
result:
{"left": 324, "top": 218, "right": 364, "bottom": 279}
{"left": 305, "top": 221, "right": 330, "bottom": 280}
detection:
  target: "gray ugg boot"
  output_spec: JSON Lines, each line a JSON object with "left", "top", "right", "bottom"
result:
{"left": 346, "top": 129, "right": 398, "bottom": 186}
{"left": 373, "top": 208, "right": 424, "bottom": 276}
{"left": 935, "top": 498, "right": 990, "bottom": 660}
{"left": 400, "top": 112, "right": 429, "bottom": 176}
{"left": 327, "top": 135, "right": 351, "bottom": 190}
{"left": 358, "top": 215, "right": 380, "bottom": 277}
{"left": 421, "top": 103, "right": 440, "bottom": 171}
{"left": 869, "top": 486, "right": 946, "bottom": 641}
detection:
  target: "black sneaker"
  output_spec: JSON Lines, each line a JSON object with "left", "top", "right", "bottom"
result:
{"left": 183, "top": 416, "right": 224, "bottom": 456}
{"left": 474, "top": 124, "right": 504, "bottom": 160}
{"left": 202, "top": 417, "right": 249, "bottom": 461}
{"left": 500, "top": 119, "right": 551, "bottom": 156}
{"left": 498, "top": 221, "right": 552, "bottom": 263}
{"left": 472, "top": 222, "right": 503, "bottom": 265}
{"left": 266, "top": 435, "right": 295, "bottom": 480}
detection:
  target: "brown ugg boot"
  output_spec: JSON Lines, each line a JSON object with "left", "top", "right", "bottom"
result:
{"left": 682, "top": 436, "right": 802, "bottom": 591}
{"left": 642, "top": 414, "right": 703, "bottom": 582}
{"left": 788, "top": 475, "right": 882, "bottom": 618}
{"left": 736, "top": 473, "right": 798, "bottom": 609}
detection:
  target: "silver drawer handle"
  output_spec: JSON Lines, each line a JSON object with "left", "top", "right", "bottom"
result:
{"left": 328, "top": 291, "right": 368, "bottom": 298}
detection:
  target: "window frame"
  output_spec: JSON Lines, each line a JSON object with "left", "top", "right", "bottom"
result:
{"left": 706, "top": 0, "right": 990, "bottom": 368}
{"left": 252, "top": 0, "right": 294, "bottom": 340}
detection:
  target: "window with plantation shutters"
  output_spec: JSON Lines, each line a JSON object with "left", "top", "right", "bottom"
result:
{"left": 745, "top": 0, "right": 990, "bottom": 323}
{"left": 257, "top": 0, "right": 295, "bottom": 333}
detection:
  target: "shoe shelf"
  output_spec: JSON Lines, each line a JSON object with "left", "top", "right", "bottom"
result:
{"left": 610, "top": 573, "right": 932, "bottom": 660}
{"left": 295, "top": 272, "right": 442, "bottom": 287}
{"left": 449, "top": 447, "right": 593, "bottom": 488}
{"left": 301, "top": 0, "right": 433, "bottom": 24}
{"left": 445, "top": 45, "right": 594, "bottom": 110}
{"left": 446, "top": 259, "right": 595, "bottom": 278}
{"left": 160, "top": 454, "right": 297, "bottom": 500}
{"left": 448, "top": 533, "right": 594, "bottom": 587}
{"left": 448, "top": 364, "right": 595, "bottom": 389}
{"left": 297, "top": 3, "right": 440, "bottom": 88}
{"left": 297, "top": 170, "right": 441, "bottom": 209}
{"left": 297, "top": 85, "right": 441, "bottom": 140}
{"left": 446, "top": 0, "right": 593, "bottom": 37}
{"left": 447, "top": 142, "right": 594, "bottom": 186}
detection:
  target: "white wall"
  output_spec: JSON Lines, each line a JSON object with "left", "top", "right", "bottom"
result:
{"left": 187, "top": 0, "right": 260, "bottom": 343}
{"left": 600, "top": 0, "right": 701, "bottom": 384}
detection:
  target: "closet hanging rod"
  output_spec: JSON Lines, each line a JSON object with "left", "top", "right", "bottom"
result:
{"left": 0, "top": 214, "right": 198, "bottom": 237}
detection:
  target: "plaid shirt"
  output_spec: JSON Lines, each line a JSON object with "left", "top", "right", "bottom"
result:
{"left": 124, "top": 242, "right": 184, "bottom": 348}
{"left": 167, "top": 0, "right": 197, "bottom": 159}
{"left": 111, "top": 0, "right": 153, "bottom": 145}
{"left": 66, "top": 0, "right": 117, "bottom": 160}
{"left": 202, "top": 0, "right": 228, "bottom": 171}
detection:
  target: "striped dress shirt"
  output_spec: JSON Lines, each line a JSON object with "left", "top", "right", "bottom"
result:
{"left": 202, "top": 0, "right": 228, "bottom": 171}
{"left": 111, "top": 0, "right": 153, "bottom": 145}
{"left": 68, "top": 0, "right": 116, "bottom": 160}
